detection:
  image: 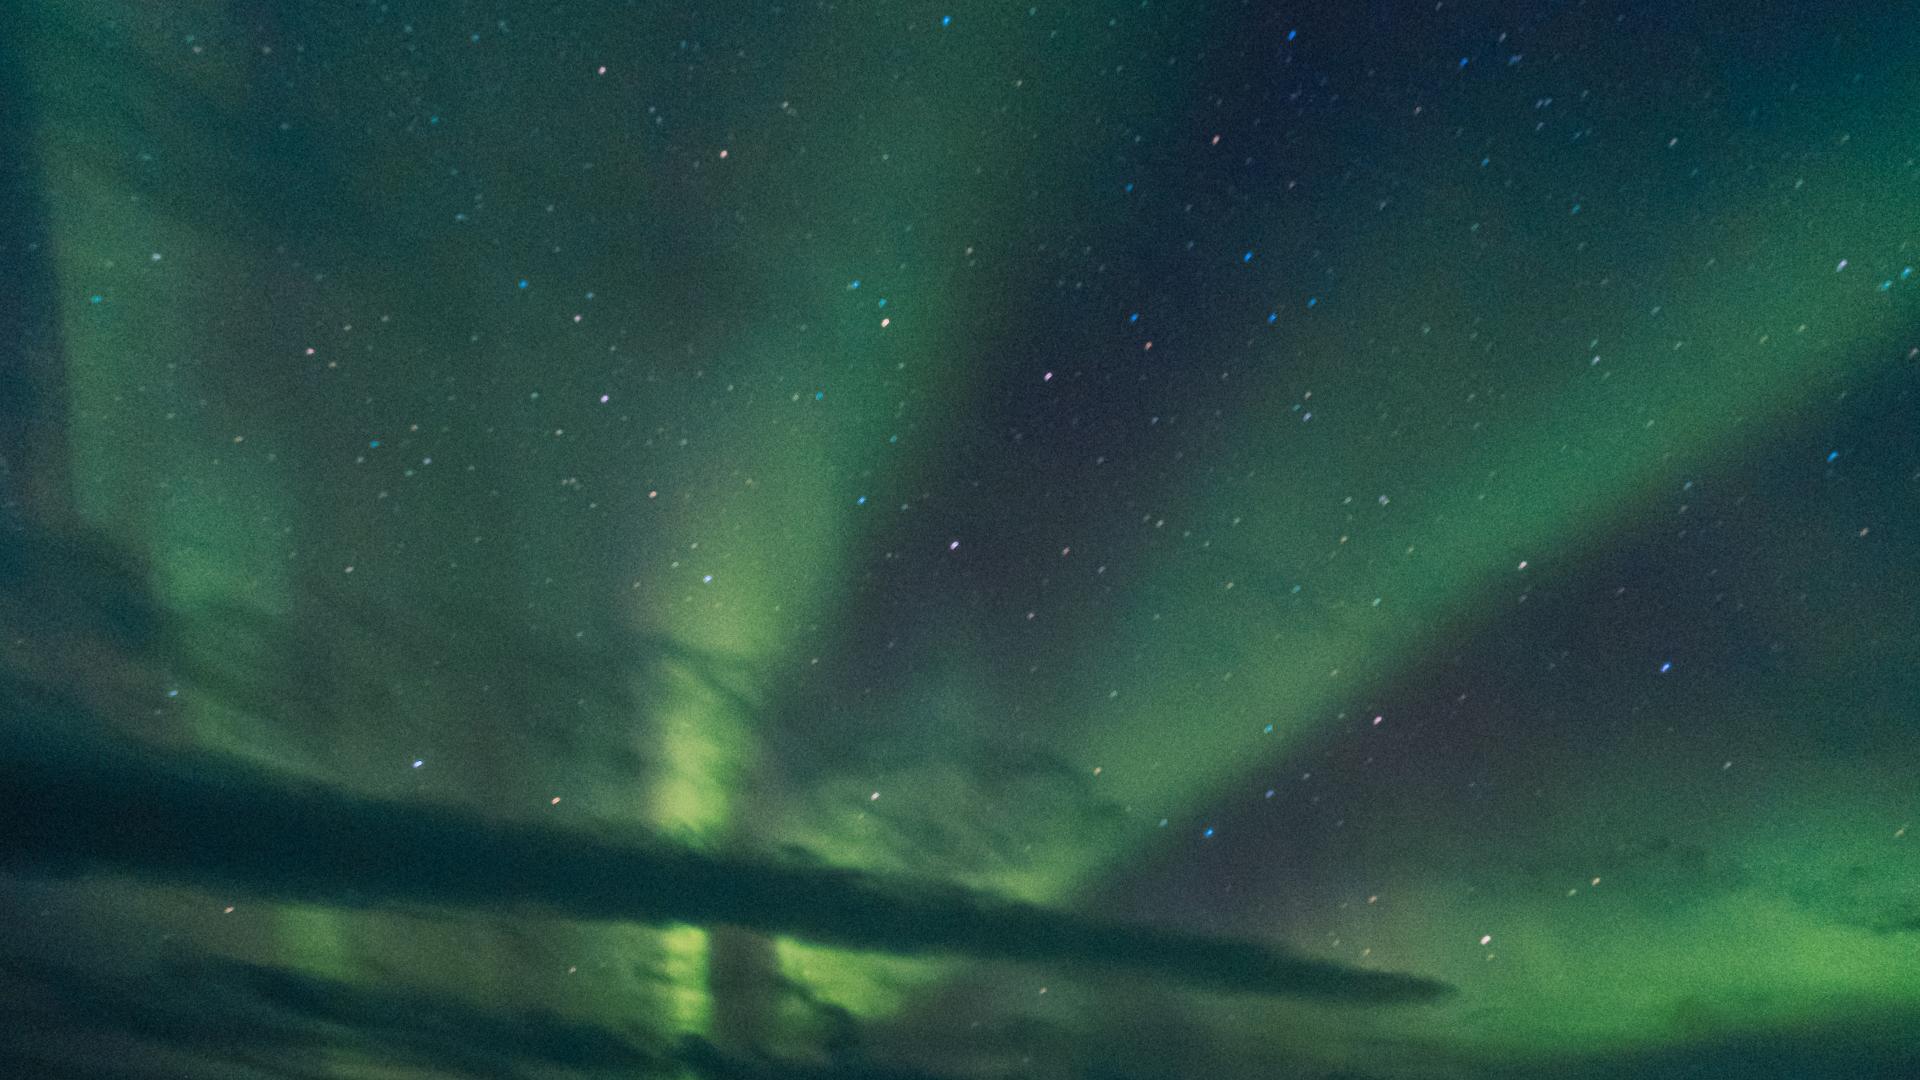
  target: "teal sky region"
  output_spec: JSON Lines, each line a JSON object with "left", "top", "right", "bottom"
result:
{"left": 3, "top": 1, "right": 1919, "bottom": 1078}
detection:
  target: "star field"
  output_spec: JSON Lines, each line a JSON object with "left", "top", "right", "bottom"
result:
{"left": 2, "top": 2, "right": 1919, "bottom": 1079}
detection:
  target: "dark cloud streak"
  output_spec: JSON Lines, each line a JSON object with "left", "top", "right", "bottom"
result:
{"left": 0, "top": 726, "right": 1451, "bottom": 1004}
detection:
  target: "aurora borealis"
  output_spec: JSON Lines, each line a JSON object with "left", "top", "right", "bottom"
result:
{"left": 3, "top": 0, "right": 1919, "bottom": 1077}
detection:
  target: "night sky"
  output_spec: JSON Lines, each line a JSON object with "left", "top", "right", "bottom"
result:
{"left": 3, "top": 1, "right": 1919, "bottom": 1078}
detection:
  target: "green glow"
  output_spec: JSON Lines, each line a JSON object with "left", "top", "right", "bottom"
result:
{"left": 1018, "top": 148, "right": 1920, "bottom": 892}
{"left": 644, "top": 657, "right": 755, "bottom": 841}
{"left": 774, "top": 938, "right": 958, "bottom": 1023}
{"left": 15, "top": 2, "right": 1920, "bottom": 1077}
{"left": 657, "top": 924, "right": 714, "bottom": 1034}
{"left": 727, "top": 94, "right": 1920, "bottom": 1067}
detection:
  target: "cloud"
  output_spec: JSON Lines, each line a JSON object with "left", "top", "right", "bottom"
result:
{"left": 0, "top": 954, "right": 668, "bottom": 1080}
{"left": 3, "top": 953, "right": 994, "bottom": 1080}
{"left": 0, "top": 722, "right": 1450, "bottom": 1005}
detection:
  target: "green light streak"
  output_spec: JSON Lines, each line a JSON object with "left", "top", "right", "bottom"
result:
{"left": 1062, "top": 144, "right": 1920, "bottom": 894}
